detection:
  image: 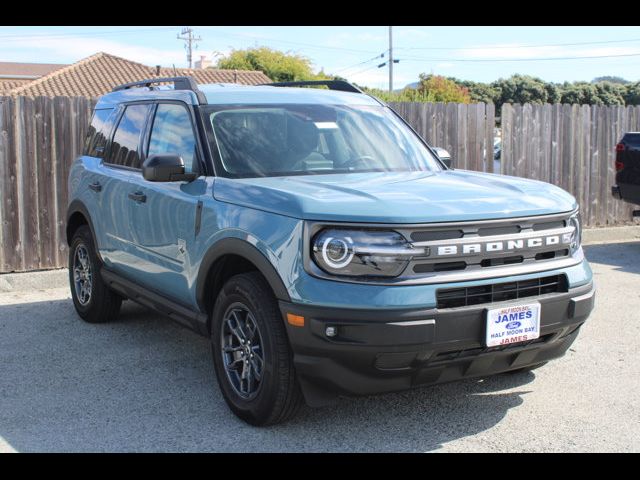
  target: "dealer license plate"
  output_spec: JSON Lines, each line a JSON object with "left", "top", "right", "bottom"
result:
{"left": 485, "top": 302, "right": 541, "bottom": 347}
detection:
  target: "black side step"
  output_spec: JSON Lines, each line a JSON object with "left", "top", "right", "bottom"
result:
{"left": 101, "top": 267, "right": 209, "bottom": 336}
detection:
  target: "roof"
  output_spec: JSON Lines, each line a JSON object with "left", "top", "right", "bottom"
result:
{"left": 200, "top": 84, "right": 381, "bottom": 106}
{"left": 0, "top": 61, "right": 66, "bottom": 78}
{"left": 3, "top": 52, "right": 272, "bottom": 97}
{"left": 95, "top": 83, "right": 381, "bottom": 109}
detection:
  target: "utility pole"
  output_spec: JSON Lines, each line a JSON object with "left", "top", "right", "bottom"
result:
{"left": 377, "top": 27, "right": 398, "bottom": 88}
{"left": 388, "top": 26, "right": 393, "bottom": 93}
{"left": 177, "top": 27, "right": 202, "bottom": 69}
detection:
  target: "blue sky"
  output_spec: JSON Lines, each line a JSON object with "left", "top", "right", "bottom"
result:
{"left": 1, "top": 26, "right": 640, "bottom": 88}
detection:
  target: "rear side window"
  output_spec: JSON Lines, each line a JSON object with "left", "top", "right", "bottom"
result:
{"left": 148, "top": 103, "right": 198, "bottom": 173}
{"left": 83, "top": 108, "right": 115, "bottom": 158}
{"left": 623, "top": 133, "right": 640, "bottom": 147}
{"left": 106, "top": 104, "right": 151, "bottom": 169}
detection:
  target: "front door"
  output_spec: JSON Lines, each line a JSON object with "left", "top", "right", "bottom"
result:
{"left": 126, "top": 102, "right": 206, "bottom": 303}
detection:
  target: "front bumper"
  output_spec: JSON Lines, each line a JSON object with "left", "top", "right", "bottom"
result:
{"left": 280, "top": 281, "right": 595, "bottom": 406}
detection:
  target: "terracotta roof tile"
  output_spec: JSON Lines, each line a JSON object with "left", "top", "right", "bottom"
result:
{"left": 0, "top": 61, "right": 66, "bottom": 77}
{"left": 7, "top": 52, "right": 272, "bottom": 98}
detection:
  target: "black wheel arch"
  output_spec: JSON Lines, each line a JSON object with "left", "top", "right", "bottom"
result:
{"left": 196, "top": 238, "right": 291, "bottom": 315}
{"left": 66, "top": 199, "right": 103, "bottom": 263}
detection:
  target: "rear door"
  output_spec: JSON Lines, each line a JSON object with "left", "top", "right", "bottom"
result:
{"left": 99, "top": 103, "right": 153, "bottom": 275}
{"left": 125, "top": 101, "right": 206, "bottom": 302}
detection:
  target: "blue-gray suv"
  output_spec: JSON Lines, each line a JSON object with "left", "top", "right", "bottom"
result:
{"left": 67, "top": 77, "right": 595, "bottom": 425}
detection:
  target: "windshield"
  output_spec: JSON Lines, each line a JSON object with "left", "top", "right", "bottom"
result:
{"left": 203, "top": 104, "right": 443, "bottom": 178}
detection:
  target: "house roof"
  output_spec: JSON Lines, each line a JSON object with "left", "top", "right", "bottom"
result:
{"left": 0, "top": 61, "right": 66, "bottom": 78}
{"left": 4, "top": 52, "right": 272, "bottom": 97}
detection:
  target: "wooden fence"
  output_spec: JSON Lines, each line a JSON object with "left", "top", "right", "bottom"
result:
{"left": 389, "top": 102, "right": 496, "bottom": 172}
{"left": 0, "top": 96, "right": 95, "bottom": 273}
{"left": 501, "top": 103, "right": 639, "bottom": 227}
{"left": 0, "top": 97, "right": 637, "bottom": 273}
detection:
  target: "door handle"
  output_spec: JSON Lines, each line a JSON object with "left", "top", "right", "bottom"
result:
{"left": 128, "top": 191, "right": 147, "bottom": 203}
{"left": 88, "top": 181, "right": 102, "bottom": 192}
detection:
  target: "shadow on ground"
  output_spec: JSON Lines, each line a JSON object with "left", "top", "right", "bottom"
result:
{"left": 0, "top": 297, "right": 535, "bottom": 452}
{"left": 584, "top": 241, "right": 640, "bottom": 275}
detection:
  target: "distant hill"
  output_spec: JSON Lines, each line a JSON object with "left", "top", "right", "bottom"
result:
{"left": 591, "top": 76, "right": 630, "bottom": 85}
{"left": 402, "top": 81, "right": 419, "bottom": 91}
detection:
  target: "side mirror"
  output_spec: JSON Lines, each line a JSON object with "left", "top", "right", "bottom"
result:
{"left": 433, "top": 147, "right": 452, "bottom": 168}
{"left": 142, "top": 154, "right": 197, "bottom": 182}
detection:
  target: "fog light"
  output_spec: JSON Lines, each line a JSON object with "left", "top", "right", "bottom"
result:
{"left": 325, "top": 326, "right": 337, "bottom": 337}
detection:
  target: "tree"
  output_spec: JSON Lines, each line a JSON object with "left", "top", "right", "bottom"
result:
{"left": 560, "top": 81, "right": 626, "bottom": 105}
{"left": 214, "top": 47, "right": 320, "bottom": 82}
{"left": 624, "top": 82, "right": 640, "bottom": 105}
{"left": 416, "top": 74, "right": 471, "bottom": 103}
{"left": 456, "top": 79, "right": 499, "bottom": 104}
{"left": 491, "top": 74, "right": 551, "bottom": 107}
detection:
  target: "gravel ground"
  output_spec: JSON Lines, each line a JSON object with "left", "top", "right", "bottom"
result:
{"left": 0, "top": 242, "right": 639, "bottom": 452}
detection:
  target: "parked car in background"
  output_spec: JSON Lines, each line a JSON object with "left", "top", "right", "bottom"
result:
{"left": 67, "top": 77, "right": 595, "bottom": 426}
{"left": 612, "top": 132, "right": 640, "bottom": 212}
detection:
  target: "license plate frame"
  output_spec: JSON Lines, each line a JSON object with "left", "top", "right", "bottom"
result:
{"left": 485, "top": 302, "right": 541, "bottom": 347}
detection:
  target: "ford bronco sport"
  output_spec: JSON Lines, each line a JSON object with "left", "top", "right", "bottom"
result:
{"left": 67, "top": 77, "right": 595, "bottom": 426}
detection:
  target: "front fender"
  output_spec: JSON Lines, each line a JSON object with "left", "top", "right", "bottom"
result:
{"left": 195, "top": 237, "right": 292, "bottom": 313}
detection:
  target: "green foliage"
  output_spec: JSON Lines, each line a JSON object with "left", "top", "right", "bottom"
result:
{"left": 624, "top": 82, "right": 640, "bottom": 105}
{"left": 214, "top": 46, "right": 640, "bottom": 108}
{"left": 560, "top": 81, "right": 626, "bottom": 106}
{"left": 456, "top": 79, "right": 499, "bottom": 104}
{"left": 365, "top": 75, "right": 471, "bottom": 104}
{"left": 215, "top": 47, "right": 321, "bottom": 82}
{"left": 491, "top": 74, "right": 552, "bottom": 106}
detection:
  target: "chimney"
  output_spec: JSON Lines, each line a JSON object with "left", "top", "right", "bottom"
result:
{"left": 155, "top": 65, "right": 161, "bottom": 76}
{"left": 195, "top": 55, "right": 212, "bottom": 70}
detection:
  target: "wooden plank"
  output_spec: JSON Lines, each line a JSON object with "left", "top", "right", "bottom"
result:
{"left": 466, "top": 104, "right": 478, "bottom": 171}
{"left": 0, "top": 97, "right": 16, "bottom": 272}
{"left": 486, "top": 103, "right": 495, "bottom": 173}
{"left": 20, "top": 96, "right": 41, "bottom": 270}
{"left": 35, "top": 97, "right": 56, "bottom": 269}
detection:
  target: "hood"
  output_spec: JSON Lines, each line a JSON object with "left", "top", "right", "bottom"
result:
{"left": 213, "top": 170, "right": 578, "bottom": 223}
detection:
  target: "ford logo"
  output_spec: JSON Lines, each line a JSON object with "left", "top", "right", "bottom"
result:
{"left": 506, "top": 321, "right": 521, "bottom": 329}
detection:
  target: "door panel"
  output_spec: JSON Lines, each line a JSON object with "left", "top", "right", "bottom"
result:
{"left": 124, "top": 102, "right": 206, "bottom": 302}
{"left": 98, "top": 103, "right": 151, "bottom": 275}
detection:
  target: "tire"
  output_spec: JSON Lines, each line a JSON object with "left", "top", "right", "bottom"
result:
{"left": 505, "top": 362, "right": 548, "bottom": 374}
{"left": 68, "top": 225, "right": 122, "bottom": 324}
{"left": 211, "top": 272, "right": 303, "bottom": 426}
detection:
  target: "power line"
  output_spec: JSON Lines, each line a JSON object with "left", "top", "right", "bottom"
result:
{"left": 332, "top": 53, "right": 386, "bottom": 75}
{"left": 347, "top": 63, "right": 383, "bottom": 78}
{"left": 399, "top": 51, "right": 640, "bottom": 63}
{"left": 396, "top": 37, "right": 640, "bottom": 51}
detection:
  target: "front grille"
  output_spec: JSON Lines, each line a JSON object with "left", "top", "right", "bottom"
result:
{"left": 436, "top": 274, "right": 568, "bottom": 309}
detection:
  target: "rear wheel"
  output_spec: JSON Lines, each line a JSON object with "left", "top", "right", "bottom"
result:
{"left": 68, "top": 225, "right": 122, "bottom": 323}
{"left": 211, "top": 272, "right": 303, "bottom": 426}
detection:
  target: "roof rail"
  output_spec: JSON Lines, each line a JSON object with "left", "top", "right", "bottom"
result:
{"left": 111, "top": 76, "right": 207, "bottom": 104}
{"left": 263, "top": 80, "right": 364, "bottom": 94}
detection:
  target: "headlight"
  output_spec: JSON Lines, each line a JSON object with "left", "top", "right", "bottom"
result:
{"left": 567, "top": 211, "right": 582, "bottom": 254}
{"left": 312, "top": 229, "right": 420, "bottom": 277}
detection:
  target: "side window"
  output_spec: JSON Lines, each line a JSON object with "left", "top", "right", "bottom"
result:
{"left": 83, "top": 108, "right": 115, "bottom": 158}
{"left": 106, "top": 104, "right": 151, "bottom": 169}
{"left": 148, "top": 104, "right": 198, "bottom": 173}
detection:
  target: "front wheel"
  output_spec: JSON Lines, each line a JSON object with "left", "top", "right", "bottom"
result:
{"left": 211, "top": 272, "right": 303, "bottom": 426}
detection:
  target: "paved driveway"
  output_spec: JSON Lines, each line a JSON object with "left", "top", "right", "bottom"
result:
{"left": 0, "top": 242, "right": 638, "bottom": 452}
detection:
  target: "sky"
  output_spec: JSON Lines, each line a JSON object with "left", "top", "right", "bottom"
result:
{"left": 1, "top": 26, "right": 640, "bottom": 89}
